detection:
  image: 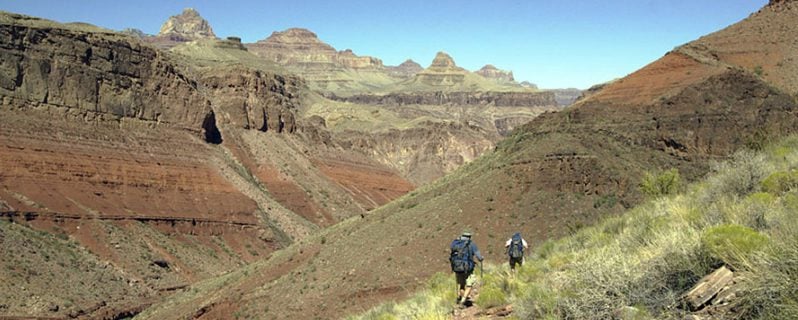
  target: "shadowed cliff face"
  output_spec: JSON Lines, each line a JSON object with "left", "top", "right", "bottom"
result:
{"left": 201, "top": 67, "right": 302, "bottom": 133}
{"left": 475, "top": 64, "right": 514, "bottom": 82}
{"left": 0, "top": 20, "right": 212, "bottom": 131}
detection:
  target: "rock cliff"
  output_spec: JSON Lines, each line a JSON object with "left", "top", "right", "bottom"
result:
{"left": 247, "top": 28, "right": 338, "bottom": 67}
{"left": 327, "top": 90, "right": 557, "bottom": 107}
{"left": 201, "top": 67, "right": 301, "bottom": 133}
{"left": 414, "top": 51, "right": 467, "bottom": 85}
{"left": 158, "top": 8, "right": 216, "bottom": 40}
{"left": 0, "top": 13, "right": 212, "bottom": 133}
{"left": 475, "top": 64, "right": 514, "bottom": 82}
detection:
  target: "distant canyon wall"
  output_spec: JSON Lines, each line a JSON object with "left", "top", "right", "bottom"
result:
{"left": 325, "top": 90, "right": 557, "bottom": 107}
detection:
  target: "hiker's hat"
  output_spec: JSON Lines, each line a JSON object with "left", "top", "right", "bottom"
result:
{"left": 462, "top": 231, "right": 472, "bottom": 237}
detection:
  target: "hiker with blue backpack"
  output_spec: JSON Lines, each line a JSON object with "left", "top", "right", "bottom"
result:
{"left": 505, "top": 232, "right": 528, "bottom": 272}
{"left": 449, "top": 231, "right": 484, "bottom": 305}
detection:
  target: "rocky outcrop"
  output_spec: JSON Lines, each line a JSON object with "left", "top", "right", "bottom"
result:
{"left": 386, "top": 59, "right": 423, "bottom": 78}
{"left": 326, "top": 90, "right": 557, "bottom": 107}
{"left": 0, "top": 14, "right": 212, "bottom": 133}
{"left": 247, "top": 28, "right": 382, "bottom": 70}
{"left": 158, "top": 8, "right": 215, "bottom": 40}
{"left": 247, "top": 28, "right": 338, "bottom": 67}
{"left": 245, "top": 28, "right": 390, "bottom": 92}
{"left": 549, "top": 88, "right": 582, "bottom": 106}
{"left": 201, "top": 67, "right": 301, "bottom": 133}
{"left": 475, "top": 64, "right": 514, "bottom": 82}
{"left": 337, "top": 49, "right": 384, "bottom": 69}
{"left": 335, "top": 121, "right": 495, "bottom": 184}
{"left": 414, "top": 51, "right": 467, "bottom": 85}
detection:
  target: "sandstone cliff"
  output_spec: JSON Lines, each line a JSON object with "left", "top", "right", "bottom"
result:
{"left": 475, "top": 64, "right": 515, "bottom": 82}
{"left": 245, "top": 28, "right": 394, "bottom": 92}
{"left": 145, "top": 8, "right": 216, "bottom": 49}
{"left": 414, "top": 51, "right": 467, "bottom": 85}
{"left": 0, "top": 12, "right": 212, "bottom": 133}
{"left": 247, "top": 28, "right": 339, "bottom": 67}
{"left": 158, "top": 8, "right": 216, "bottom": 40}
{"left": 201, "top": 67, "right": 301, "bottom": 133}
{"left": 326, "top": 90, "right": 556, "bottom": 107}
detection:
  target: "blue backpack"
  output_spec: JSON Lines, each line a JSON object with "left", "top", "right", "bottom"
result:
{"left": 450, "top": 238, "right": 474, "bottom": 273}
{"left": 508, "top": 233, "right": 524, "bottom": 259}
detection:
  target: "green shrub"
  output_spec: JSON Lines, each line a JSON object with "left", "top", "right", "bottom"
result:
{"left": 701, "top": 224, "right": 768, "bottom": 267}
{"left": 754, "top": 65, "right": 764, "bottom": 77}
{"left": 476, "top": 286, "right": 507, "bottom": 308}
{"left": 761, "top": 170, "right": 798, "bottom": 194}
{"left": 640, "top": 169, "right": 681, "bottom": 198}
{"left": 515, "top": 282, "right": 560, "bottom": 319}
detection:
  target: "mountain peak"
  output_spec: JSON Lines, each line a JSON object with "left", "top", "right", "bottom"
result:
{"left": 429, "top": 51, "right": 457, "bottom": 69}
{"left": 399, "top": 59, "right": 421, "bottom": 68}
{"left": 276, "top": 28, "right": 318, "bottom": 38}
{"left": 476, "top": 64, "right": 515, "bottom": 82}
{"left": 158, "top": 8, "right": 215, "bottom": 39}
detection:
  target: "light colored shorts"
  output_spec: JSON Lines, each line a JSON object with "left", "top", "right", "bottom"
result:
{"left": 455, "top": 272, "right": 477, "bottom": 289}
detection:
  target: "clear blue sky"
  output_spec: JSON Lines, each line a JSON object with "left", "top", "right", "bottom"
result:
{"left": 1, "top": 0, "right": 768, "bottom": 89}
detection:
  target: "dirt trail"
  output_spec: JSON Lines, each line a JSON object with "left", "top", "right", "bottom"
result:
{"left": 207, "top": 145, "right": 318, "bottom": 241}
{"left": 451, "top": 285, "right": 514, "bottom": 320}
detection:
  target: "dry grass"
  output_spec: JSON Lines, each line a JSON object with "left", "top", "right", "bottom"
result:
{"left": 350, "top": 135, "right": 798, "bottom": 319}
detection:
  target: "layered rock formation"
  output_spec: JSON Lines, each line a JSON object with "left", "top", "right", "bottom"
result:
{"left": 337, "top": 49, "right": 384, "bottom": 69}
{"left": 0, "top": 12, "right": 415, "bottom": 319}
{"left": 386, "top": 59, "right": 423, "bottom": 78}
{"left": 549, "top": 88, "right": 583, "bottom": 106}
{"left": 0, "top": 13, "right": 212, "bottom": 133}
{"left": 145, "top": 8, "right": 216, "bottom": 49}
{"left": 201, "top": 67, "right": 301, "bottom": 133}
{"left": 414, "top": 51, "right": 467, "bottom": 85}
{"left": 475, "top": 64, "right": 514, "bottom": 82}
{"left": 327, "top": 90, "right": 556, "bottom": 107}
{"left": 245, "top": 28, "right": 392, "bottom": 92}
{"left": 158, "top": 8, "right": 216, "bottom": 40}
{"left": 336, "top": 122, "right": 495, "bottom": 184}
{"left": 247, "top": 28, "right": 338, "bottom": 67}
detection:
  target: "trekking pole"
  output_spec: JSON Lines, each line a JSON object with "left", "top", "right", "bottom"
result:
{"left": 480, "top": 260, "right": 484, "bottom": 278}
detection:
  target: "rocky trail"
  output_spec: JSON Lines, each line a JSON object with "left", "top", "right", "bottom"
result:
{"left": 451, "top": 284, "right": 514, "bottom": 320}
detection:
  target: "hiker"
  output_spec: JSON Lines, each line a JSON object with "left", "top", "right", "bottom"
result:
{"left": 449, "top": 231, "right": 484, "bottom": 305}
{"left": 505, "top": 232, "right": 528, "bottom": 272}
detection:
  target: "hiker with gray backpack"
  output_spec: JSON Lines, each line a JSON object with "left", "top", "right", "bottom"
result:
{"left": 449, "top": 231, "right": 483, "bottom": 306}
{"left": 505, "top": 232, "right": 528, "bottom": 272}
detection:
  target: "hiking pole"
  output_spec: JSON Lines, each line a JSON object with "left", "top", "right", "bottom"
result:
{"left": 480, "top": 260, "right": 484, "bottom": 278}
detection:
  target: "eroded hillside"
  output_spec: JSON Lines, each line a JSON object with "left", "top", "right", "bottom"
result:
{"left": 0, "top": 11, "right": 414, "bottom": 319}
{"left": 134, "top": 1, "right": 798, "bottom": 319}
